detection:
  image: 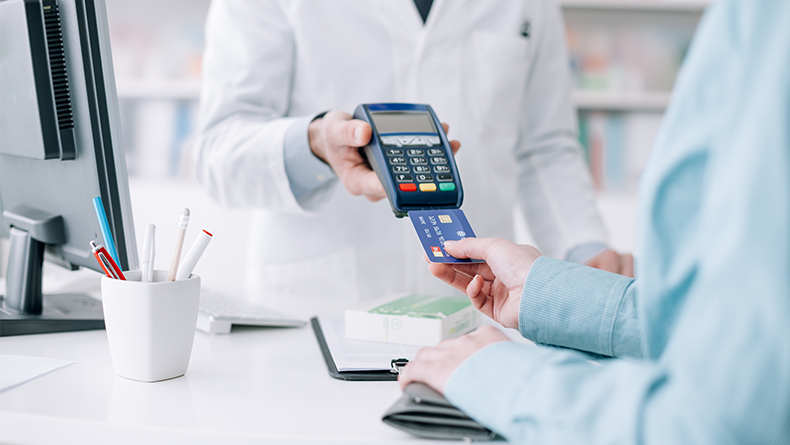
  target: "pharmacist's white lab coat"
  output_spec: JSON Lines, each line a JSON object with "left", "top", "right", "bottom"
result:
{"left": 196, "top": 0, "right": 608, "bottom": 303}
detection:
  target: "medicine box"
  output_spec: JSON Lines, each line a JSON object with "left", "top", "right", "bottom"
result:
{"left": 345, "top": 294, "right": 480, "bottom": 347}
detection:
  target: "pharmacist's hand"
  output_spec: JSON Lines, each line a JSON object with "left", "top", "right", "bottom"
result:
{"left": 308, "top": 111, "right": 460, "bottom": 202}
{"left": 585, "top": 249, "right": 634, "bottom": 277}
{"left": 308, "top": 111, "right": 382, "bottom": 201}
{"left": 427, "top": 238, "right": 541, "bottom": 330}
{"left": 398, "top": 325, "right": 510, "bottom": 394}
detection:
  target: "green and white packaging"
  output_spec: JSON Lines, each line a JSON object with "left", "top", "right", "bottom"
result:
{"left": 345, "top": 295, "right": 480, "bottom": 346}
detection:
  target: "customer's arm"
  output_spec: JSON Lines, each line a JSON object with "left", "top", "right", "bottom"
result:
{"left": 408, "top": 222, "right": 788, "bottom": 443}
{"left": 432, "top": 208, "right": 789, "bottom": 444}
{"left": 402, "top": 2, "right": 790, "bottom": 441}
{"left": 427, "top": 238, "right": 642, "bottom": 358}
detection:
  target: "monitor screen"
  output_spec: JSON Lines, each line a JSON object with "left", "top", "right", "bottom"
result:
{"left": 371, "top": 111, "right": 437, "bottom": 134}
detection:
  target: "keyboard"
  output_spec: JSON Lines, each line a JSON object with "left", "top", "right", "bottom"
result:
{"left": 197, "top": 290, "right": 307, "bottom": 334}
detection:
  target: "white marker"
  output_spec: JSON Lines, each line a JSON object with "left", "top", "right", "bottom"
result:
{"left": 140, "top": 223, "right": 156, "bottom": 282}
{"left": 167, "top": 208, "right": 190, "bottom": 282}
{"left": 176, "top": 229, "right": 213, "bottom": 280}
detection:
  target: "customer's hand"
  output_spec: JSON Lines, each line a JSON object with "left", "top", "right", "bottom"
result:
{"left": 427, "top": 238, "right": 541, "bottom": 330}
{"left": 585, "top": 249, "right": 634, "bottom": 277}
{"left": 308, "top": 110, "right": 460, "bottom": 201}
{"left": 398, "top": 325, "right": 510, "bottom": 393}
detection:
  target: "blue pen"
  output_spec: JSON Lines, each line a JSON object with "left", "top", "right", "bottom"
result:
{"left": 92, "top": 196, "right": 121, "bottom": 266}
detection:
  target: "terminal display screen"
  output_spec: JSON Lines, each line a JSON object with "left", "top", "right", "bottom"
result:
{"left": 371, "top": 111, "right": 437, "bottom": 134}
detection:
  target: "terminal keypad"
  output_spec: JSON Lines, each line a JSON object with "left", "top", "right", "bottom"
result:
{"left": 381, "top": 134, "right": 454, "bottom": 193}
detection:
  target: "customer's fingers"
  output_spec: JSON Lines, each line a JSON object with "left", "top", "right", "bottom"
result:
{"left": 428, "top": 263, "right": 475, "bottom": 292}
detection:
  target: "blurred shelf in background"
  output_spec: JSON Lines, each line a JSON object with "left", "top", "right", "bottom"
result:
{"left": 573, "top": 90, "right": 671, "bottom": 111}
{"left": 564, "top": 0, "right": 709, "bottom": 195}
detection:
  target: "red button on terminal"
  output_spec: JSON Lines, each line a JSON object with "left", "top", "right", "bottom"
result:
{"left": 399, "top": 183, "right": 417, "bottom": 192}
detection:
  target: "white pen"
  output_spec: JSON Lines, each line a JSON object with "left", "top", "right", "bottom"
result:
{"left": 140, "top": 223, "right": 156, "bottom": 282}
{"left": 176, "top": 229, "right": 213, "bottom": 280}
{"left": 167, "top": 208, "right": 190, "bottom": 282}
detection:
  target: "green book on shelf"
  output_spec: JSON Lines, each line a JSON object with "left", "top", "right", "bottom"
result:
{"left": 345, "top": 295, "right": 480, "bottom": 347}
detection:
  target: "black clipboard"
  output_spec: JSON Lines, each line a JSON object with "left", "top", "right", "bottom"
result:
{"left": 310, "top": 317, "right": 400, "bottom": 381}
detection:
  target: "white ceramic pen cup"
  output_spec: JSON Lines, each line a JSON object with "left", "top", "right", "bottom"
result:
{"left": 101, "top": 270, "right": 200, "bottom": 382}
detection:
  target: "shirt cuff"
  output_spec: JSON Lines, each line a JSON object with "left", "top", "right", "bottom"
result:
{"left": 519, "top": 256, "right": 641, "bottom": 357}
{"left": 565, "top": 242, "right": 608, "bottom": 264}
{"left": 283, "top": 114, "right": 337, "bottom": 206}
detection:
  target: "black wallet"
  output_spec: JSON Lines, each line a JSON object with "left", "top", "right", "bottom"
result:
{"left": 382, "top": 383, "right": 501, "bottom": 441}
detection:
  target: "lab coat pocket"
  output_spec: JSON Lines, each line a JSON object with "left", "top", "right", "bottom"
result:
{"left": 470, "top": 31, "right": 531, "bottom": 137}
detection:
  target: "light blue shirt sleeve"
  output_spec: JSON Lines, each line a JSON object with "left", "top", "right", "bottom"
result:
{"left": 282, "top": 115, "right": 337, "bottom": 209}
{"left": 519, "top": 256, "right": 642, "bottom": 358}
{"left": 443, "top": 1, "right": 790, "bottom": 443}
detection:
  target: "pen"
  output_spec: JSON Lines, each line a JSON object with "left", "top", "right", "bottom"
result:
{"left": 90, "top": 240, "right": 126, "bottom": 280}
{"left": 167, "top": 208, "right": 190, "bottom": 282}
{"left": 92, "top": 196, "right": 121, "bottom": 266}
{"left": 140, "top": 223, "right": 156, "bottom": 282}
{"left": 176, "top": 229, "right": 213, "bottom": 280}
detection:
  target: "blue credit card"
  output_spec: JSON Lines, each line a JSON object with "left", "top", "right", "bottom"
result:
{"left": 408, "top": 209, "right": 485, "bottom": 263}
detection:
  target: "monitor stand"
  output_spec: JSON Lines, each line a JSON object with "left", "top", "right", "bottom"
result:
{"left": 1, "top": 206, "right": 105, "bottom": 336}
{"left": 0, "top": 293, "right": 104, "bottom": 336}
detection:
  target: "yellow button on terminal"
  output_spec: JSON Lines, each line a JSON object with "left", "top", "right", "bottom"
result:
{"left": 419, "top": 183, "right": 437, "bottom": 192}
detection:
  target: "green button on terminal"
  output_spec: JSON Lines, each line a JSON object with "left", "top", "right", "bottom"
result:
{"left": 439, "top": 183, "right": 456, "bottom": 191}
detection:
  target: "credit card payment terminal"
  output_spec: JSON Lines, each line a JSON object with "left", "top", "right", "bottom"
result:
{"left": 354, "top": 103, "right": 463, "bottom": 218}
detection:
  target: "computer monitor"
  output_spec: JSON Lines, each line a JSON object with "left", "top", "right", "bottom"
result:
{"left": 0, "top": 0, "right": 137, "bottom": 335}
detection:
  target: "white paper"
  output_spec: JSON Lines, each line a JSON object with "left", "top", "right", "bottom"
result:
{"left": 0, "top": 354, "right": 75, "bottom": 393}
{"left": 318, "top": 313, "right": 421, "bottom": 372}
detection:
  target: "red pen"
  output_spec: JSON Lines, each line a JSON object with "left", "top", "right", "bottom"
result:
{"left": 90, "top": 240, "right": 126, "bottom": 280}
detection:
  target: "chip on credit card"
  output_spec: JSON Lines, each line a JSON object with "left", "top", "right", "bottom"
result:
{"left": 408, "top": 209, "right": 485, "bottom": 263}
